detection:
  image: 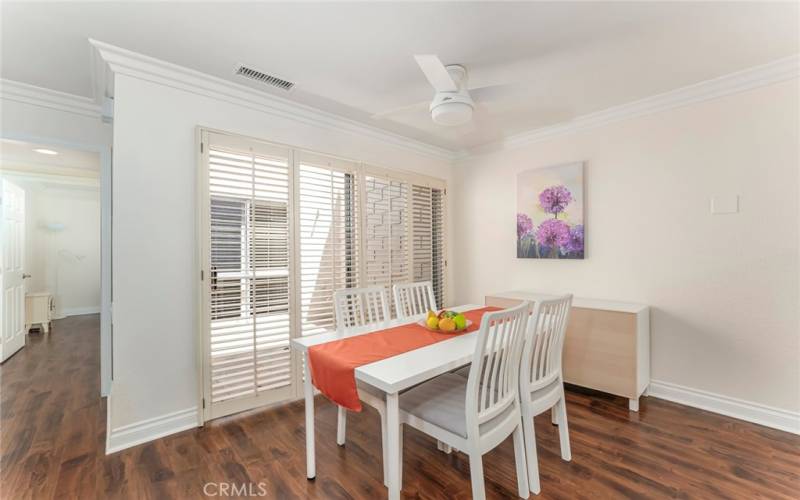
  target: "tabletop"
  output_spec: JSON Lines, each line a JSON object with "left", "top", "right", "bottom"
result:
{"left": 290, "top": 304, "right": 486, "bottom": 394}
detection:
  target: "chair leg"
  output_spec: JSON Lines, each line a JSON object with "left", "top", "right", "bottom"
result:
{"left": 468, "top": 452, "right": 486, "bottom": 500}
{"left": 512, "top": 424, "right": 531, "bottom": 498}
{"left": 336, "top": 406, "right": 347, "bottom": 446}
{"left": 521, "top": 406, "right": 541, "bottom": 494}
{"left": 556, "top": 396, "right": 571, "bottom": 462}
{"left": 551, "top": 407, "right": 558, "bottom": 425}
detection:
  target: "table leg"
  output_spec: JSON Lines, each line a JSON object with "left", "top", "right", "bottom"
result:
{"left": 303, "top": 351, "right": 315, "bottom": 479}
{"left": 386, "top": 392, "right": 400, "bottom": 500}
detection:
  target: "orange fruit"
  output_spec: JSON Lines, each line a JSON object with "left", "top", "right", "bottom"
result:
{"left": 439, "top": 318, "right": 456, "bottom": 332}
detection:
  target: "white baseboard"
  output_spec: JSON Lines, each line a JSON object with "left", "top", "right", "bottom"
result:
{"left": 61, "top": 306, "right": 101, "bottom": 317}
{"left": 648, "top": 380, "right": 800, "bottom": 435}
{"left": 106, "top": 406, "right": 199, "bottom": 454}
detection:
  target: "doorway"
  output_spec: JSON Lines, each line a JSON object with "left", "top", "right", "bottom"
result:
{"left": 0, "top": 139, "right": 101, "bottom": 362}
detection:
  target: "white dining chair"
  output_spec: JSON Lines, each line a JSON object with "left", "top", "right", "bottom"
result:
{"left": 333, "top": 285, "right": 391, "bottom": 332}
{"left": 393, "top": 281, "right": 437, "bottom": 319}
{"left": 397, "top": 302, "right": 532, "bottom": 500}
{"left": 394, "top": 281, "right": 454, "bottom": 454}
{"left": 519, "top": 294, "right": 573, "bottom": 494}
{"left": 332, "top": 286, "right": 395, "bottom": 485}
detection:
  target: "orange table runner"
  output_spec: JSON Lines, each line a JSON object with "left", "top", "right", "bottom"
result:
{"left": 308, "top": 307, "right": 500, "bottom": 411}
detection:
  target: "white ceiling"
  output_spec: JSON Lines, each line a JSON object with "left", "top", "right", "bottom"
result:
{"left": 1, "top": 2, "right": 797, "bottom": 151}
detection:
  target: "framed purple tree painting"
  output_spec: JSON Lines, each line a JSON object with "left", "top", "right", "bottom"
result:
{"left": 517, "top": 162, "right": 585, "bottom": 259}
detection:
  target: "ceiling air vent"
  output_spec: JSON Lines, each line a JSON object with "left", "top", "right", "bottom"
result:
{"left": 235, "top": 65, "right": 294, "bottom": 91}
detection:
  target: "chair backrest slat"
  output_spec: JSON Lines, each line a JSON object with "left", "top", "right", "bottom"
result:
{"left": 334, "top": 286, "right": 391, "bottom": 333}
{"left": 393, "top": 281, "right": 437, "bottom": 320}
{"left": 521, "top": 295, "right": 572, "bottom": 394}
{"left": 465, "top": 302, "right": 530, "bottom": 434}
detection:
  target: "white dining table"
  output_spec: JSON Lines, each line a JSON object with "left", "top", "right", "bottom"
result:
{"left": 290, "top": 304, "right": 484, "bottom": 500}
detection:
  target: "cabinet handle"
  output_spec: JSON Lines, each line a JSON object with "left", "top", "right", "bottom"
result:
{"left": 22, "top": 273, "right": 31, "bottom": 279}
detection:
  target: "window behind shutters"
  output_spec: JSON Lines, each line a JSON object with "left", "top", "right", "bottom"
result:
{"left": 411, "top": 184, "right": 446, "bottom": 308}
{"left": 362, "top": 173, "right": 409, "bottom": 312}
{"left": 201, "top": 131, "right": 447, "bottom": 421}
{"left": 297, "top": 151, "right": 359, "bottom": 336}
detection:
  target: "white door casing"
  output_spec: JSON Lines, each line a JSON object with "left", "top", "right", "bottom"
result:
{"left": 1, "top": 179, "right": 26, "bottom": 362}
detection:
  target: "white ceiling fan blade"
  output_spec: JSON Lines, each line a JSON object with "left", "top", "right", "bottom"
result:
{"left": 470, "top": 83, "right": 525, "bottom": 102}
{"left": 414, "top": 54, "right": 458, "bottom": 92}
{"left": 371, "top": 100, "right": 429, "bottom": 120}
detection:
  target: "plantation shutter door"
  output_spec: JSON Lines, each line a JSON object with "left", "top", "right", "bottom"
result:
{"left": 362, "top": 169, "right": 410, "bottom": 312}
{"left": 431, "top": 187, "right": 445, "bottom": 308}
{"left": 411, "top": 183, "right": 446, "bottom": 308}
{"left": 297, "top": 151, "right": 359, "bottom": 336}
{"left": 205, "top": 133, "right": 294, "bottom": 419}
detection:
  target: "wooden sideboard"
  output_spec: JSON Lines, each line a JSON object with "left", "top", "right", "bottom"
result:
{"left": 485, "top": 290, "right": 650, "bottom": 411}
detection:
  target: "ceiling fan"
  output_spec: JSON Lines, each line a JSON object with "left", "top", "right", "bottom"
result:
{"left": 373, "top": 54, "right": 511, "bottom": 127}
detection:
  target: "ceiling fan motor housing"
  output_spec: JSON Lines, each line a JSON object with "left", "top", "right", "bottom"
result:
{"left": 429, "top": 65, "right": 474, "bottom": 126}
{"left": 430, "top": 93, "right": 474, "bottom": 126}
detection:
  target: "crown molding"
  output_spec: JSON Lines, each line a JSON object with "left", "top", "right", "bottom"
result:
{"left": 467, "top": 53, "right": 800, "bottom": 157}
{"left": 0, "top": 79, "right": 102, "bottom": 118}
{"left": 88, "top": 39, "right": 458, "bottom": 162}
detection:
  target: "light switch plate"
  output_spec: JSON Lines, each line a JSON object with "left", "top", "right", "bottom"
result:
{"left": 710, "top": 195, "right": 739, "bottom": 214}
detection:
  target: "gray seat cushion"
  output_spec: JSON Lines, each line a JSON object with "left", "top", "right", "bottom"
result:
{"left": 399, "top": 373, "right": 515, "bottom": 438}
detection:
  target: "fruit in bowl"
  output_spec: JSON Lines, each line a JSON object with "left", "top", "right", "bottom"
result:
{"left": 423, "top": 310, "right": 469, "bottom": 332}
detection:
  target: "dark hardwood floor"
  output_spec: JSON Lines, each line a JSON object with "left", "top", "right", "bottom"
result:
{"left": 1, "top": 315, "right": 798, "bottom": 499}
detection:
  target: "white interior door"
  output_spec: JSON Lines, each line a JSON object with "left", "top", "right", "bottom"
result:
{"left": 1, "top": 179, "right": 26, "bottom": 362}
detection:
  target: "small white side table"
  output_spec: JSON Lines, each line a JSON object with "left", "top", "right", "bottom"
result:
{"left": 26, "top": 292, "right": 54, "bottom": 334}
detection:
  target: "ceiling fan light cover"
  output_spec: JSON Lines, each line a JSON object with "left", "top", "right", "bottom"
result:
{"left": 431, "top": 101, "right": 473, "bottom": 126}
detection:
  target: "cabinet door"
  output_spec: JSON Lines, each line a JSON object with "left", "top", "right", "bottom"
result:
{"left": 563, "top": 308, "right": 638, "bottom": 398}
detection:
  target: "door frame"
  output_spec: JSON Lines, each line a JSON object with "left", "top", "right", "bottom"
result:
{"left": 0, "top": 131, "right": 112, "bottom": 397}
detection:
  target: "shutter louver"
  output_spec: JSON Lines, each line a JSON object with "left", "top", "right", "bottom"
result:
{"left": 298, "top": 153, "right": 359, "bottom": 336}
{"left": 207, "top": 144, "right": 293, "bottom": 415}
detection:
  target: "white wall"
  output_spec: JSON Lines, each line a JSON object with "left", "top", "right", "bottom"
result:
{"left": 453, "top": 80, "right": 799, "bottom": 414}
{"left": 24, "top": 187, "right": 101, "bottom": 317}
{"left": 109, "top": 74, "right": 454, "bottom": 444}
